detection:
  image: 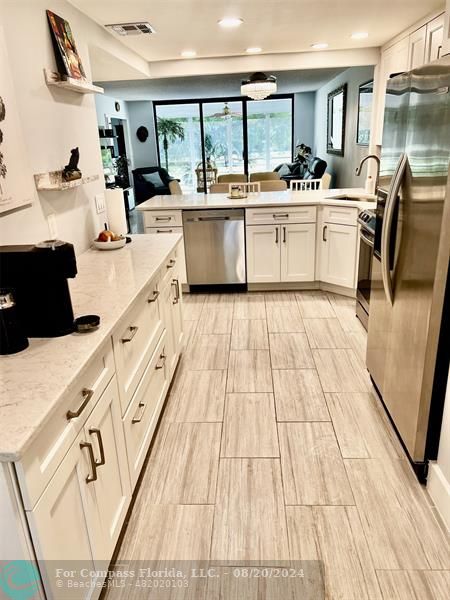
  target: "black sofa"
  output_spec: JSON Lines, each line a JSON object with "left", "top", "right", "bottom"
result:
{"left": 275, "top": 157, "right": 327, "bottom": 186}
{"left": 132, "top": 167, "right": 176, "bottom": 204}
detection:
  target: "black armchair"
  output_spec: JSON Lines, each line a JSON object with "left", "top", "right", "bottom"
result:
{"left": 132, "top": 166, "right": 176, "bottom": 204}
{"left": 275, "top": 156, "right": 327, "bottom": 186}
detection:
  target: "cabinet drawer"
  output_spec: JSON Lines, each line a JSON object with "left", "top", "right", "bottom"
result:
{"left": 323, "top": 205, "right": 358, "bottom": 226}
{"left": 146, "top": 231, "right": 186, "bottom": 285}
{"left": 143, "top": 210, "right": 182, "bottom": 228}
{"left": 246, "top": 206, "right": 316, "bottom": 225}
{"left": 146, "top": 226, "right": 183, "bottom": 235}
{"left": 16, "top": 340, "right": 115, "bottom": 510}
{"left": 113, "top": 275, "right": 163, "bottom": 415}
{"left": 159, "top": 243, "right": 182, "bottom": 288}
{"left": 123, "top": 331, "right": 168, "bottom": 487}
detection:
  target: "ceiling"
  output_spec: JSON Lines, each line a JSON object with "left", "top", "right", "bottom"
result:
{"left": 70, "top": 0, "right": 443, "bottom": 63}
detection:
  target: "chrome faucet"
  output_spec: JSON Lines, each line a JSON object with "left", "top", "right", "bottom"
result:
{"left": 356, "top": 155, "right": 381, "bottom": 190}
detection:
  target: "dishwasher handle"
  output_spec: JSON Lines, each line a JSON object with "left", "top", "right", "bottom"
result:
{"left": 185, "top": 215, "right": 231, "bottom": 222}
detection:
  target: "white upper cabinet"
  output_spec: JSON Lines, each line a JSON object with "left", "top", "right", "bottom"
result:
{"left": 425, "top": 14, "right": 445, "bottom": 63}
{"left": 408, "top": 26, "right": 426, "bottom": 70}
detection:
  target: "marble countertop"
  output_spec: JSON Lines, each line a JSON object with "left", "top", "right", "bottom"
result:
{"left": 137, "top": 188, "right": 376, "bottom": 211}
{"left": 0, "top": 234, "right": 182, "bottom": 461}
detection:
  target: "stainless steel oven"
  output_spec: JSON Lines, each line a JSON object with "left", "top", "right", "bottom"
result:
{"left": 356, "top": 209, "right": 376, "bottom": 330}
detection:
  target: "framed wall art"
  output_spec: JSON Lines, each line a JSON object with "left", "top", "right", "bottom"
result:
{"left": 327, "top": 83, "right": 347, "bottom": 156}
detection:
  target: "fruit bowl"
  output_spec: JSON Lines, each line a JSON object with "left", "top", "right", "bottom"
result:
{"left": 93, "top": 237, "right": 126, "bottom": 250}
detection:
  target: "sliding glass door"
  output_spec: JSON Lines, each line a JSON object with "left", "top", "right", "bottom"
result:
{"left": 247, "top": 98, "right": 293, "bottom": 173}
{"left": 154, "top": 103, "right": 202, "bottom": 193}
{"left": 154, "top": 95, "right": 293, "bottom": 192}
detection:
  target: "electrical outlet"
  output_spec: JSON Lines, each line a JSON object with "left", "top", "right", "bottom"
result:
{"left": 47, "top": 214, "right": 58, "bottom": 239}
{"left": 95, "top": 193, "right": 106, "bottom": 214}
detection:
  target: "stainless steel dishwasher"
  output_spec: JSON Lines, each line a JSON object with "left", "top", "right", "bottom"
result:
{"left": 182, "top": 209, "right": 246, "bottom": 286}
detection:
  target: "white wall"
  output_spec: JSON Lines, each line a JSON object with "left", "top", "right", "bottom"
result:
{"left": 127, "top": 101, "right": 158, "bottom": 169}
{"left": 0, "top": 0, "right": 144, "bottom": 254}
{"left": 314, "top": 66, "right": 375, "bottom": 188}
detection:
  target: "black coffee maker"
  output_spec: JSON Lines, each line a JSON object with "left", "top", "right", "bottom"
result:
{"left": 0, "top": 240, "right": 77, "bottom": 337}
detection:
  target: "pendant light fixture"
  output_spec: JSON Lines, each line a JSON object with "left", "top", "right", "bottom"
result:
{"left": 241, "top": 72, "right": 277, "bottom": 100}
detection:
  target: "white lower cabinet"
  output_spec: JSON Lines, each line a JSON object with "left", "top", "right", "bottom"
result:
{"left": 246, "top": 224, "right": 316, "bottom": 284}
{"left": 246, "top": 225, "right": 280, "bottom": 283}
{"left": 27, "top": 376, "right": 130, "bottom": 600}
{"left": 280, "top": 223, "right": 316, "bottom": 282}
{"left": 319, "top": 222, "right": 358, "bottom": 288}
{"left": 160, "top": 270, "right": 184, "bottom": 377}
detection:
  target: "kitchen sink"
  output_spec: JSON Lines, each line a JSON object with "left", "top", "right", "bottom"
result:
{"left": 325, "top": 193, "right": 375, "bottom": 202}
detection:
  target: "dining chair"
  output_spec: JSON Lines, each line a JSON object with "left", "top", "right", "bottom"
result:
{"left": 209, "top": 183, "right": 230, "bottom": 194}
{"left": 217, "top": 173, "right": 247, "bottom": 183}
{"left": 228, "top": 182, "right": 261, "bottom": 194}
{"left": 259, "top": 180, "right": 288, "bottom": 192}
{"left": 249, "top": 171, "right": 280, "bottom": 182}
{"left": 290, "top": 179, "right": 322, "bottom": 191}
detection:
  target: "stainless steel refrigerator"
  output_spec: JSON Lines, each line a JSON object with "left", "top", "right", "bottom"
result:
{"left": 366, "top": 55, "right": 450, "bottom": 481}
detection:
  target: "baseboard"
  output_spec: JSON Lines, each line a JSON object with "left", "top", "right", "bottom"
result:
{"left": 247, "top": 282, "right": 320, "bottom": 292}
{"left": 427, "top": 462, "right": 450, "bottom": 532}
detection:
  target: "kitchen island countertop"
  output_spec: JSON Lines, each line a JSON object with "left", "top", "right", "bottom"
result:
{"left": 137, "top": 188, "right": 376, "bottom": 211}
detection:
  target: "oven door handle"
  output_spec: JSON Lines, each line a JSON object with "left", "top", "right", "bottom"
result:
{"left": 360, "top": 230, "right": 374, "bottom": 248}
{"left": 381, "top": 153, "right": 407, "bottom": 306}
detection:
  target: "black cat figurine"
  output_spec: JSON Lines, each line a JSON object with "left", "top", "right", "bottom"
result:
{"left": 62, "top": 147, "right": 82, "bottom": 181}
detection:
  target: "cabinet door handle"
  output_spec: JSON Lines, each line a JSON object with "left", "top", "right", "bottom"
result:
{"left": 121, "top": 326, "right": 138, "bottom": 343}
{"left": 132, "top": 401, "right": 146, "bottom": 424}
{"left": 166, "top": 258, "right": 176, "bottom": 269}
{"left": 323, "top": 225, "right": 328, "bottom": 242}
{"left": 155, "top": 352, "right": 167, "bottom": 370}
{"left": 283, "top": 226, "right": 286, "bottom": 243}
{"left": 172, "top": 278, "right": 180, "bottom": 304}
{"left": 80, "top": 442, "right": 98, "bottom": 483}
{"left": 148, "top": 290, "right": 160, "bottom": 303}
{"left": 66, "top": 388, "right": 94, "bottom": 420}
{"left": 275, "top": 227, "right": 279, "bottom": 244}
{"left": 89, "top": 428, "right": 105, "bottom": 467}
{"left": 437, "top": 45, "right": 442, "bottom": 59}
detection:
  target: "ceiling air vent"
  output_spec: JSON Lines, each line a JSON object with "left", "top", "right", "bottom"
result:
{"left": 105, "top": 22, "right": 156, "bottom": 36}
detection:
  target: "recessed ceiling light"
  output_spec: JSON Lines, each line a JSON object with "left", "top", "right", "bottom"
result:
{"left": 218, "top": 17, "right": 243, "bottom": 28}
{"left": 246, "top": 47, "right": 262, "bottom": 54}
{"left": 351, "top": 32, "right": 369, "bottom": 40}
{"left": 311, "top": 42, "right": 329, "bottom": 50}
{"left": 181, "top": 50, "right": 197, "bottom": 58}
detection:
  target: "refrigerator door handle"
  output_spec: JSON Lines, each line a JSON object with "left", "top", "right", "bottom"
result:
{"left": 381, "top": 152, "right": 408, "bottom": 306}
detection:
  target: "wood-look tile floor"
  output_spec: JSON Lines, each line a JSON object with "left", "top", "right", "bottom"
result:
{"left": 105, "top": 291, "right": 450, "bottom": 600}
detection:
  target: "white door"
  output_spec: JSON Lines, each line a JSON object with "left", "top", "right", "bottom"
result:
{"left": 84, "top": 376, "right": 131, "bottom": 559}
{"left": 320, "top": 223, "right": 358, "bottom": 289}
{"left": 408, "top": 26, "right": 426, "bottom": 69}
{"left": 280, "top": 223, "right": 316, "bottom": 282}
{"left": 425, "top": 14, "right": 445, "bottom": 63}
{"left": 246, "top": 225, "right": 281, "bottom": 283}
{"left": 27, "top": 433, "right": 104, "bottom": 600}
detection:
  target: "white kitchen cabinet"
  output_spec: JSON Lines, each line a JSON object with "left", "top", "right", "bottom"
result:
{"left": 280, "top": 223, "right": 316, "bottom": 282}
{"left": 246, "top": 225, "right": 281, "bottom": 283}
{"left": 27, "top": 432, "right": 104, "bottom": 600}
{"left": 145, "top": 226, "right": 187, "bottom": 284}
{"left": 160, "top": 268, "right": 184, "bottom": 377}
{"left": 319, "top": 222, "right": 358, "bottom": 289}
{"left": 425, "top": 14, "right": 445, "bottom": 63}
{"left": 83, "top": 376, "right": 131, "bottom": 558}
{"left": 408, "top": 26, "right": 426, "bottom": 69}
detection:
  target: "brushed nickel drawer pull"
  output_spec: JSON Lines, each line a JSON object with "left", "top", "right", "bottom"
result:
{"left": 155, "top": 352, "right": 167, "bottom": 370}
{"left": 155, "top": 216, "right": 172, "bottom": 222}
{"left": 148, "top": 290, "right": 160, "bottom": 303}
{"left": 166, "top": 258, "right": 176, "bottom": 269}
{"left": 273, "top": 213, "right": 289, "bottom": 219}
{"left": 121, "top": 326, "right": 139, "bottom": 343}
{"left": 66, "top": 388, "right": 94, "bottom": 420}
{"left": 80, "top": 442, "right": 97, "bottom": 483}
{"left": 132, "top": 402, "right": 146, "bottom": 424}
{"left": 89, "top": 428, "right": 105, "bottom": 467}
{"left": 156, "top": 229, "right": 173, "bottom": 233}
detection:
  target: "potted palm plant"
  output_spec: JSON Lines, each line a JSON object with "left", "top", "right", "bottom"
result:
{"left": 157, "top": 117, "right": 185, "bottom": 171}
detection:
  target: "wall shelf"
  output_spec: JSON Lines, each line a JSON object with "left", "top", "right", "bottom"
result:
{"left": 34, "top": 171, "right": 100, "bottom": 191}
{"left": 44, "top": 69, "right": 104, "bottom": 95}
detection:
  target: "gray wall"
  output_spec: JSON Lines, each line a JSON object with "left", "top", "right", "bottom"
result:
{"left": 314, "top": 66, "right": 374, "bottom": 188}
{"left": 127, "top": 101, "right": 158, "bottom": 168}
{"left": 295, "top": 92, "right": 315, "bottom": 150}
